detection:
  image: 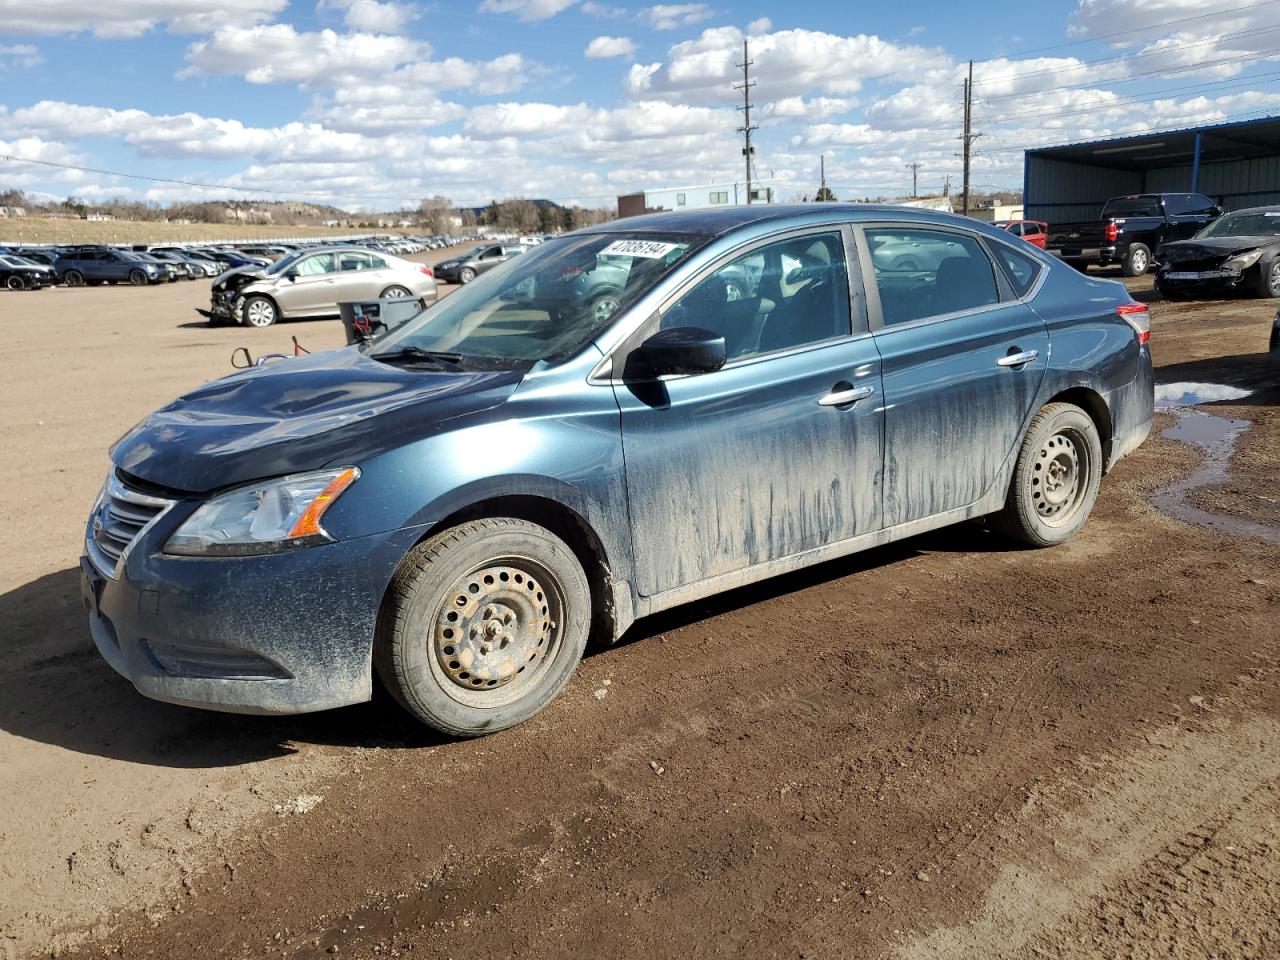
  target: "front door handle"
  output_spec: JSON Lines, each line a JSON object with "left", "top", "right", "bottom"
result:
{"left": 997, "top": 349, "right": 1039, "bottom": 368}
{"left": 818, "top": 385, "right": 874, "bottom": 407}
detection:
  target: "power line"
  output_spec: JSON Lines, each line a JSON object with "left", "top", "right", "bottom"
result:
{"left": 973, "top": 24, "right": 1280, "bottom": 85}
{"left": 975, "top": 0, "right": 1280, "bottom": 62}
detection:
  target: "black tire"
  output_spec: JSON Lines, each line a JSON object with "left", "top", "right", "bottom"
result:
{"left": 991, "top": 402, "right": 1103, "bottom": 548}
{"left": 587, "top": 291, "right": 621, "bottom": 323}
{"left": 1122, "top": 243, "right": 1151, "bottom": 277}
{"left": 241, "top": 295, "right": 278, "bottom": 328}
{"left": 380, "top": 285, "right": 411, "bottom": 299}
{"left": 64, "top": 270, "right": 85, "bottom": 287}
{"left": 129, "top": 269, "right": 148, "bottom": 286}
{"left": 375, "top": 518, "right": 592, "bottom": 737}
{"left": 1255, "top": 258, "right": 1280, "bottom": 299}
{"left": 5, "top": 275, "right": 26, "bottom": 291}
{"left": 459, "top": 267, "right": 477, "bottom": 284}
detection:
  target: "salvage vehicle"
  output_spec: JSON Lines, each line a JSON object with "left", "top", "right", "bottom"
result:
{"left": 57, "top": 247, "right": 165, "bottom": 286}
{"left": 201, "top": 246, "right": 438, "bottom": 327}
{"left": 993, "top": 219, "right": 1048, "bottom": 249}
{"left": 0, "top": 254, "right": 54, "bottom": 290}
{"left": 1046, "top": 193, "right": 1221, "bottom": 276}
{"left": 1155, "top": 206, "right": 1280, "bottom": 299}
{"left": 433, "top": 244, "right": 526, "bottom": 284}
{"left": 82, "top": 205, "right": 1154, "bottom": 736}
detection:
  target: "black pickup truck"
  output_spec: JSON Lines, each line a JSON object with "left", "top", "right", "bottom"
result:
{"left": 1045, "top": 193, "right": 1222, "bottom": 276}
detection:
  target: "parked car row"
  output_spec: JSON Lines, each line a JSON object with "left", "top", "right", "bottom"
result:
{"left": 0, "top": 234, "right": 469, "bottom": 291}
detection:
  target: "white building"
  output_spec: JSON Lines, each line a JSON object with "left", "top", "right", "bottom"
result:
{"left": 618, "top": 180, "right": 777, "bottom": 217}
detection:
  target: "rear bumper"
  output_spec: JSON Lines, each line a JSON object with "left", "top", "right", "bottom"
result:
{"left": 81, "top": 522, "right": 427, "bottom": 715}
{"left": 1105, "top": 344, "right": 1155, "bottom": 470}
{"left": 1047, "top": 246, "right": 1117, "bottom": 264}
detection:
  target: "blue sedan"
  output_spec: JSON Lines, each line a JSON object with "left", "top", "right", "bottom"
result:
{"left": 82, "top": 205, "right": 1153, "bottom": 736}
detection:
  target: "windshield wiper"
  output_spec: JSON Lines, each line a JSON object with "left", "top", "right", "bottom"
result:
{"left": 368, "top": 345, "right": 464, "bottom": 371}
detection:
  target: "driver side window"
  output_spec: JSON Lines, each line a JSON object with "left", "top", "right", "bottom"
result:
{"left": 660, "top": 231, "right": 851, "bottom": 363}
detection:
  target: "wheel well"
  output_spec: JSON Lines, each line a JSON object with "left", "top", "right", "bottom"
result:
{"left": 420, "top": 495, "right": 617, "bottom": 644}
{"left": 1046, "top": 387, "right": 1113, "bottom": 467}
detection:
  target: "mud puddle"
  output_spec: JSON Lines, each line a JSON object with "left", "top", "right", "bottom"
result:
{"left": 1152, "top": 382, "right": 1278, "bottom": 542}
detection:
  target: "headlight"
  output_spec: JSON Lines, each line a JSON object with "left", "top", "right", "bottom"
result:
{"left": 165, "top": 467, "right": 359, "bottom": 557}
{"left": 1224, "top": 249, "right": 1263, "bottom": 272}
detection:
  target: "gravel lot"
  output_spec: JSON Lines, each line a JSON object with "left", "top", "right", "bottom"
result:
{"left": 0, "top": 258, "right": 1277, "bottom": 960}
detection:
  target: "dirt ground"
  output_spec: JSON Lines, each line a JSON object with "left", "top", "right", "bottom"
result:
{"left": 0, "top": 260, "right": 1276, "bottom": 960}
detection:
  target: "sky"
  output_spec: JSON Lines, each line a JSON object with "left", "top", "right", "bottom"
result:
{"left": 1, "top": 0, "right": 1279, "bottom": 211}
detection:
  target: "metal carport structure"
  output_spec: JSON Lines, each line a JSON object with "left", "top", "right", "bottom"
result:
{"left": 1024, "top": 116, "right": 1280, "bottom": 224}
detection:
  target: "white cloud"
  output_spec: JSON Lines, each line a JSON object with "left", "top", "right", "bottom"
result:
{"left": 641, "top": 4, "right": 713, "bottom": 31}
{"left": 182, "top": 24, "right": 422, "bottom": 84}
{"left": 581, "top": 1, "right": 625, "bottom": 15}
{"left": 0, "top": 43, "right": 42, "bottom": 69}
{"left": 747, "top": 18, "right": 771, "bottom": 35}
{"left": 319, "top": 0, "right": 416, "bottom": 32}
{"left": 627, "top": 25, "right": 949, "bottom": 103}
{"left": 479, "top": 0, "right": 577, "bottom": 21}
{"left": 766, "top": 96, "right": 854, "bottom": 120}
{"left": 585, "top": 35, "right": 638, "bottom": 59}
{"left": 0, "top": 0, "right": 286, "bottom": 38}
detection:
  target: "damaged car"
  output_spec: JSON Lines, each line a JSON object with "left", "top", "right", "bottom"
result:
{"left": 84, "top": 206, "right": 1153, "bottom": 737}
{"left": 1156, "top": 206, "right": 1280, "bottom": 299}
{"left": 200, "top": 246, "right": 438, "bottom": 327}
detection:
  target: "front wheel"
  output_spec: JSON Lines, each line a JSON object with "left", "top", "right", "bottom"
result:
{"left": 1255, "top": 259, "right": 1280, "bottom": 299}
{"left": 242, "top": 295, "right": 278, "bottom": 327}
{"left": 459, "top": 267, "right": 476, "bottom": 284}
{"left": 375, "top": 518, "right": 591, "bottom": 737}
{"left": 991, "top": 403, "right": 1103, "bottom": 547}
{"left": 1122, "top": 243, "right": 1151, "bottom": 277}
{"left": 6, "top": 275, "right": 26, "bottom": 291}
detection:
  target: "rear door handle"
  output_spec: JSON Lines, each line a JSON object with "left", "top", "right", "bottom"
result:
{"left": 997, "top": 349, "right": 1039, "bottom": 368}
{"left": 818, "top": 385, "right": 874, "bottom": 407}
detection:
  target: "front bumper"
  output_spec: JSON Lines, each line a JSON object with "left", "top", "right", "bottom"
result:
{"left": 1157, "top": 267, "right": 1248, "bottom": 293}
{"left": 81, "top": 517, "right": 427, "bottom": 715}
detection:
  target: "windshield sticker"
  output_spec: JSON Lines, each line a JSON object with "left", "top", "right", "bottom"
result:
{"left": 600, "top": 240, "right": 680, "bottom": 259}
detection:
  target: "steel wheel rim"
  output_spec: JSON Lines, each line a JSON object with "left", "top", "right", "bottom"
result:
{"left": 429, "top": 556, "right": 564, "bottom": 708}
{"left": 245, "top": 300, "right": 275, "bottom": 326}
{"left": 1031, "top": 429, "right": 1089, "bottom": 526}
{"left": 592, "top": 296, "right": 620, "bottom": 322}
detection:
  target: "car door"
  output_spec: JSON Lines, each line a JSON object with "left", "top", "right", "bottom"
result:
{"left": 860, "top": 224, "right": 1049, "bottom": 528}
{"left": 611, "top": 227, "right": 885, "bottom": 598}
{"left": 279, "top": 252, "right": 337, "bottom": 314}
{"left": 329, "top": 250, "right": 380, "bottom": 301}
{"left": 474, "top": 246, "right": 508, "bottom": 275}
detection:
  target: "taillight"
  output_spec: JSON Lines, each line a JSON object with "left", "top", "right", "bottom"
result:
{"left": 1105, "top": 222, "right": 1118, "bottom": 242}
{"left": 1117, "top": 301, "right": 1149, "bottom": 344}
{"left": 420, "top": 265, "right": 434, "bottom": 278}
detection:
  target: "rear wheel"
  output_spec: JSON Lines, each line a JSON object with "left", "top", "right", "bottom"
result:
{"left": 1255, "top": 258, "right": 1280, "bottom": 299}
{"left": 380, "top": 285, "right": 411, "bottom": 299}
{"left": 64, "top": 270, "right": 85, "bottom": 287}
{"left": 242, "top": 295, "right": 278, "bottom": 328}
{"left": 1122, "top": 243, "right": 1151, "bottom": 277}
{"left": 992, "top": 402, "right": 1103, "bottom": 547}
{"left": 6, "top": 274, "right": 27, "bottom": 291}
{"left": 375, "top": 518, "right": 591, "bottom": 737}
{"left": 129, "top": 269, "right": 148, "bottom": 286}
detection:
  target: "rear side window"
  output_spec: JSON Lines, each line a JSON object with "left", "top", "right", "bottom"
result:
{"left": 866, "top": 228, "right": 999, "bottom": 326}
{"left": 990, "top": 241, "right": 1042, "bottom": 297}
{"left": 1102, "top": 196, "right": 1160, "bottom": 217}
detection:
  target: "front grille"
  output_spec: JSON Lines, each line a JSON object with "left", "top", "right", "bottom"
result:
{"left": 1162, "top": 255, "right": 1225, "bottom": 272}
{"left": 86, "top": 474, "right": 175, "bottom": 578}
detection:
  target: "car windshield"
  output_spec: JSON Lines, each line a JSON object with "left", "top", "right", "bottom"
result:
{"left": 369, "top": 232, "right": 705, "bottom": 367}
{"left": 1195, "top": 212, "right": 1280, "bottom": 239}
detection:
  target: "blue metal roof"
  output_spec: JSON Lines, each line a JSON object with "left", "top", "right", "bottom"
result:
{"left": 1025, "top": 115, "right": 1280, "bottom": 168}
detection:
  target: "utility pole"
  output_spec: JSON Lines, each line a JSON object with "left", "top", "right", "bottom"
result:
{"left": 820, "top": 155, "right": 826, "bottom": 194}
{"left": 960, "top": 59, "right": 981, "bottom": 216}
{"left": 735, "top": 39, "right": 758, "bottom": 204}
{"left": 906, "top": 161, "right": 921, "bottom": 198}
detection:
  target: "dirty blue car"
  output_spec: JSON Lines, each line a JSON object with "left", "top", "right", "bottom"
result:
{"left": 82, "top": 206, "right": 1154, "bottom": 736}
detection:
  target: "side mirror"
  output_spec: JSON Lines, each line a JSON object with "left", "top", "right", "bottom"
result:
{"left": 1210, "top": 206, "right": 1224, "bottom": 218}
{"left": 285, "top": 271, "right": 297, "bottom": 281}
{"left": 632, "top": 326, "right": 726, "bottom": 378}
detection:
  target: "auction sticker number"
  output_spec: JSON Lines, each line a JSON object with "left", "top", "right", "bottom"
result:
{"left": 601, "top": 240, "right": 680, "bottom": 259}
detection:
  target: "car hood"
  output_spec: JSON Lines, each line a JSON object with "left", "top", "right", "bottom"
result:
{"left": 213, "top": 264, "right": 268, "bottom": 287}
{"left": 111, "top": 347, "right": 526, "bottom": 494}
{"left": 1161, "top": 236, "right": 1280, "bottom": 263}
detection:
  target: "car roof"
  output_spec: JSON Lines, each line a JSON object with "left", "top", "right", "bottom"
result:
{"left": 1220, "top": 204, "right": 1280, "bottom": 215}
{"left": 575, "top": 203, "right": 994, "bottom": 238}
